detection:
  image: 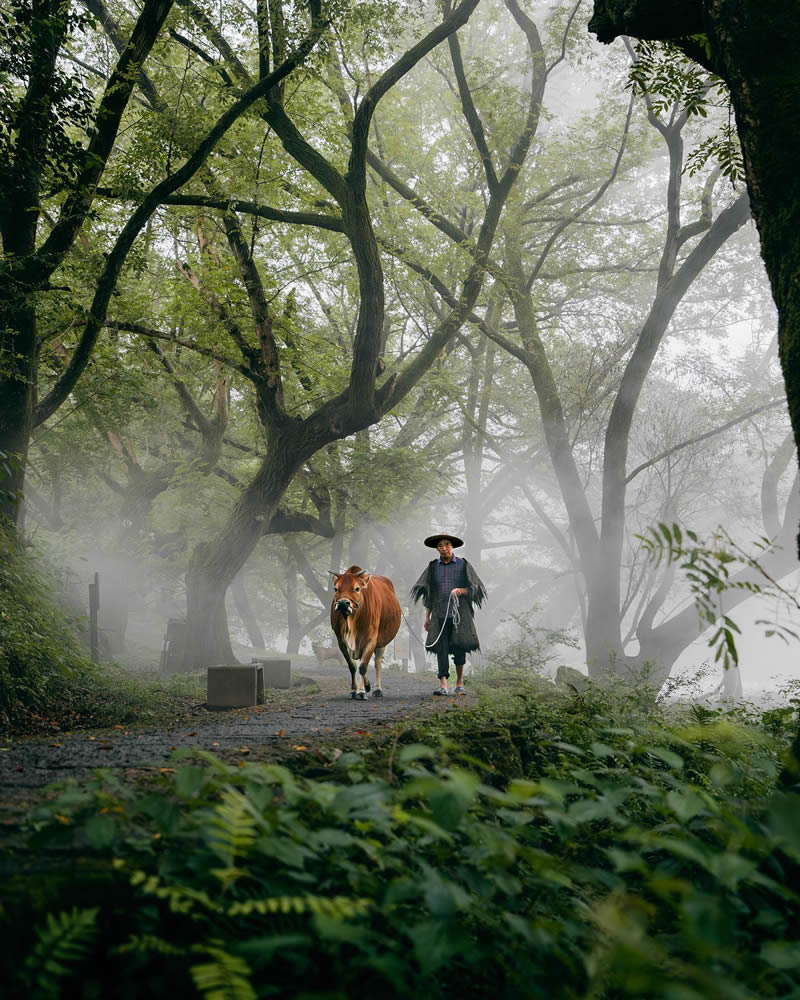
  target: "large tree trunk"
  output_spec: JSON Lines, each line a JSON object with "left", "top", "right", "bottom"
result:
{"left": 583, "top": 554, "right": 627, "bottom": 676}
{"left": 183, "top": 431, "right": 308, "bottom": 668}
{"left": 285, "top": 568, "right": 301, "bottom": 655}
{"left": 0, "top": 302, "right": 37, "bottom": 529}
{"left": 230, "top": 573, "right": 266, "bottom": 649}
{"left": 706, "top": 3, "right": 800, "bottom": 555}
{"left": 0, "top": 0, "right": 62, "bottom": 528}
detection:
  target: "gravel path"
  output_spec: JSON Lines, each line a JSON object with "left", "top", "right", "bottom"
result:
{"left": 0, "top": 665, "right": 467, "bottom": 812}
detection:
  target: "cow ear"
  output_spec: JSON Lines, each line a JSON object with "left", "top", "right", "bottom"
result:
{"left": 358, "top": 571, "right": 371, "bottom": 586}
{"left": 329, "top": 570, "right": 341, "bottom": 583}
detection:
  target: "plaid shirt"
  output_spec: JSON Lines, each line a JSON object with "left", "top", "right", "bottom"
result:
{"left": 432, "top": 555, "right": 469, "bottom": 618}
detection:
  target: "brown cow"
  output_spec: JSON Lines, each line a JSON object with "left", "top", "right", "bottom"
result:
{"left": 330, "top": 565, "right": 402, "bottom": 699}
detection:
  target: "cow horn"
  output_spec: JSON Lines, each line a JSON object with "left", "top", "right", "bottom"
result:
{"left": 329, "top": 570, "right": 342, "bottom": 576}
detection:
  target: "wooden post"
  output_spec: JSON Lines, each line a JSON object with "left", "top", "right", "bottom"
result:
{"left": 88, "top": 572, "right": 100, "bottom": 664}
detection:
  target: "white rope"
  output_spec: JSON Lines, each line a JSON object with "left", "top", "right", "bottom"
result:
{"left": 402, "top": 590, "right": 461, "bottom": 650}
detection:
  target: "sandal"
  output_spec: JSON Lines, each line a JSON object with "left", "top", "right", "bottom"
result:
{"left": 433, "top": 687, "right": 448, "bottom": 696}
{"left": 454, "top": 685, "right": 467, "bottom": 695}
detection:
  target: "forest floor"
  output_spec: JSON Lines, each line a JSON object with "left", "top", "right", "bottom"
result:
{"left": 0, "top": 661, "right": 465, "bottom": 829}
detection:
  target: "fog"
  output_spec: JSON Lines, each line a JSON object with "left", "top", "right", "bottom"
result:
{"left": 18, "top": 0, "right": 800, "bottom": 700}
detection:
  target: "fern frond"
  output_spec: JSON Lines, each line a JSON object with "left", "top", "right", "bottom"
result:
{"left": 23, "top": 907, "right": 98, "bottom": 998}
{"left": 227, "top": 894, "right": 371, "bottom": 919}
{"left": 190, "top": 945, "right": 256, "bottom": 1000}
{"left": 114, "top": 933, "right": 185, "bottom": 957}
{"left": 130, "top": 869, "right": 219, "bottom": 914}
{"left": 207, "top": 787, "right": 258, "bottom": 866}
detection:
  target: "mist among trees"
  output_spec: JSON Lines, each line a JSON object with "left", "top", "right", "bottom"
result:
{"left": 2, "top": 0, "right": 799, "bottom": 696}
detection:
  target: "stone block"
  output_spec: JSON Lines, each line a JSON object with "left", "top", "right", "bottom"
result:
{"left": 251, "top": 657, "right": 291, "bottom": 689}
{"left": 207, "top": 664, "right": 263, "bottom": 708}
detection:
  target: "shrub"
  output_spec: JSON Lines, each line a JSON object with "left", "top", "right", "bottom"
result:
{"left": 4, "top": 680, "right": 799, "bottom": 999}
{"left": 0, "top": 527, "right": 93, "bottom": 723}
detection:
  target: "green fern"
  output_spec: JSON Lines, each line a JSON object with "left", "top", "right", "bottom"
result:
{"left": 22, "top": 907, "right": 98, "bottom": 998}
{"left": 114, "top": 933, "right": 186, "bottom": 957}
{"left": 190, "top": 944, "right": 256, "bottom": 1000}
{"left": 207, "top": 787, "right": 258, "bottom": 867}
{"left": 129, "top": 869, "right": 218, "bottom": 914}
{"left": 226, "top": 894, "right": 371, "bottom": 919}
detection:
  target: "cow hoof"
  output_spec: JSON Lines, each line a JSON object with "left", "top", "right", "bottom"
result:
{"left": 373, "top": 688, "right": 383, "bottom": 698}
{"left": 356, "top": 691, "right": 366, "bottom": 700}
{"left": 350, "top": 691, "right": 357, "bottom": 699}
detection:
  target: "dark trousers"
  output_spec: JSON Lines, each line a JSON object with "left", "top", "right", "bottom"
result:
{"left": 437, "top": 620, "right": 465, "bottom": 679}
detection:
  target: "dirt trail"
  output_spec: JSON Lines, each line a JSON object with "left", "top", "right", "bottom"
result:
{"left": 0, "top": 665, "right": 466, "bottom": 814}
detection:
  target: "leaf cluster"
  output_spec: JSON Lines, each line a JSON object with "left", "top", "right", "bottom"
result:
{"left": 0, "top": 1, "right": 97, "bottom": 197}
{"left": 641, "top": 523, "right": 800, "bottom": 672}
{"left": 5, "top": 680, "right": 800, "bottom": 999}
{"left": 629, "top": 39, "right": 744, "bottom": 181}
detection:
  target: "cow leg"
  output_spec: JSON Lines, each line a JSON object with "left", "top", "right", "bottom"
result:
{"left": 355, "top": 663, "right": 369, "bottom": 699}
{"left": 353, "top": 646, "right": 375, "bottom": 700}
{"left": 339, "top": 643, "right": 358, "bottom": 697}
{"left": 372, "top": 644, "right": 386, "bottom": 697}
{"left": 348, "top": 660, "right": 358, "bottom": 697}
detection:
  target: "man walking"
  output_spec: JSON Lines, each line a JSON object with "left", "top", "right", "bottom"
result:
{"left": 410, "top": 532, "right": 486, "bottom": 696}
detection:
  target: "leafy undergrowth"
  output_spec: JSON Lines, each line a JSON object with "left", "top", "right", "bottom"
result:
{"left": 3, "top": 674, "right": 799, "bottom": 999}
{"left": 0, "top": 529, "right": 96, "bottom": 732}
{"left": 0, "top": 665, "right": 209, "bottom": 737}
{"left": 0, "top": 528, "right": 211, "bottom": 737}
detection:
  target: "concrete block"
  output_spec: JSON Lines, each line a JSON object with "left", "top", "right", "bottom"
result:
{"left": 251, "top": 657, "right": 291, "bottom": 689}
{"left": 207, "top": 664, "right": 262, "bottom": 708}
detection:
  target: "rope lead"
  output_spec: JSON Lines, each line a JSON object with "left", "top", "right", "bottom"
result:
{"left": 402, "top": 590, "right": 462, "bottom": 650}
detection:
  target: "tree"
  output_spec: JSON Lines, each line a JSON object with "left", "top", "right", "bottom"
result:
{"left": 0, "top": 0, "right": 175, "bottom": 526}
{"left": 384, "top": 21, "right": 755, "bottom": 675}
{"left": 588, "top": 1, "right": 800, "bottom": 556}
{"left": 0, "top": 0, "right": 333, "bottom": 531}
{"left": 135, "top": 0, "right": 550, "bottom": 667}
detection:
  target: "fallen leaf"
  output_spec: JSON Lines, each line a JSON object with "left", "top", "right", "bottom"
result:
{"left": 211, "top": 741, "right": 220, "bottom": 747}
{"left": 87, "top": 736, "right": 96, "bottom": 741}
{"left": 294, "top": 745, "right": 308, "bottom": 751}
{"left": 54, "top": 814, "right": 71, "bottom": 825}
{"left": 152, "top": 832, "right": 161, "bottom": 840}
{"left": 159, "top": 767, "right": 175, "bottom": 774}
{"left": 114, "top": 725, "right": 125, "bottom": 730}
{"left": 185, "top": 732, "right": 197, "bottom": 737}
{"left": 277, "top": 729, "right": 285, "bottom": 737}
{"left": 49, "top": 743, "right": 63, "bottom": 748}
